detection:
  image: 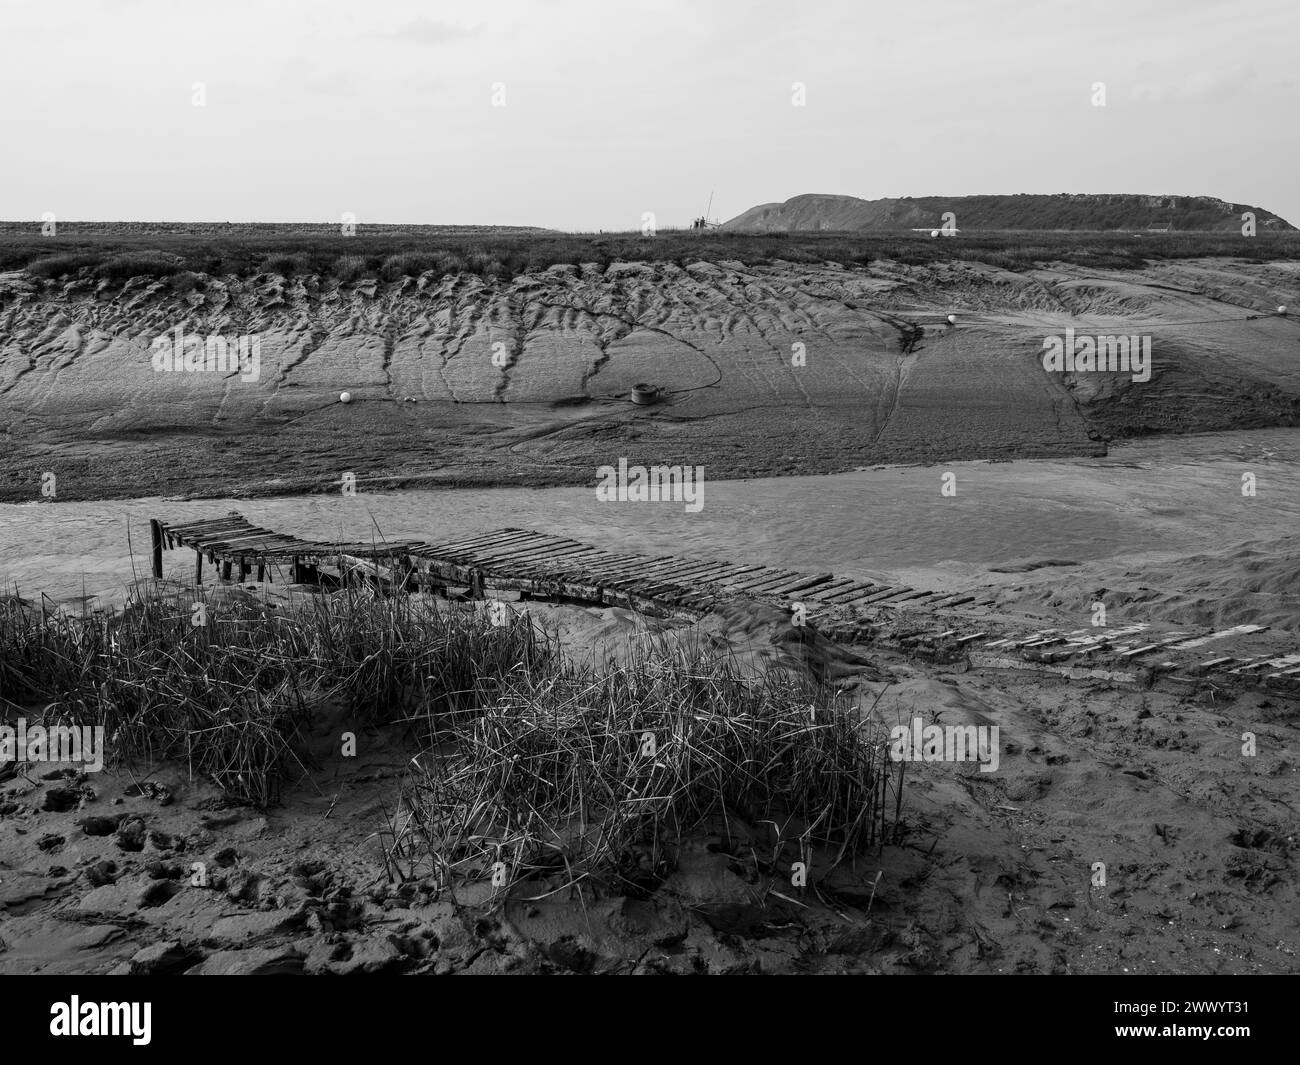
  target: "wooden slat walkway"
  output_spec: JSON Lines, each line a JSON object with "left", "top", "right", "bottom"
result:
{"left": 150, "top": 512, "right": 979, "bottom": 629}
{"left": 148, "top": 513, "right": 1298, "bottom": 697}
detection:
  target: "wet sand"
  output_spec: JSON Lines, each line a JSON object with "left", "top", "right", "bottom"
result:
{"left": 4, "top": 429, "right": 1297, "bottom": 614}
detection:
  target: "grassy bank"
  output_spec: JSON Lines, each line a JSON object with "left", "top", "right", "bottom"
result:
{"left": 3, "top": 222, "right": 1298, "bottom": 283}
{"left": 0, "top": 585, "right": 897, "bottom": 888}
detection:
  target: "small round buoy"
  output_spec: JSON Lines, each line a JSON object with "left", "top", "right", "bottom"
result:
{"left": 930, "top": 229, "right": 939, "bottom": 238}
{"left": 1278, "top": 305, "right": 1288, "bottom": 315}
{"left": 946, "top": 314, "right": 957, "bottom": 326}
{"left": 631, "top": 383, "right": 659, "bottom": 406}
{"left": 339, "top": 391, "right": 352, "bottom": 404}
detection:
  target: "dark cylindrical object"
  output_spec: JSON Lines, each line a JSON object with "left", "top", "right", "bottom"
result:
{"left": 150, "top": 519, "right": 163, "bottom": 579}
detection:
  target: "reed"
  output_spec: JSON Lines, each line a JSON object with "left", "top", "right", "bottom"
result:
{"left": 1, "top": 585, "right": 899, "bottom": 889}
{"left": 0, "top": 585, "right": 546, "bottom": 804}
{"left": 401, "top": 635, "right": 898, "bottom": 895}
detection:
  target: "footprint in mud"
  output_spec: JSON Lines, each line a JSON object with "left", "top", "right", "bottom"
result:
{"left": 1003, "top": 771, "right": 1054, "bottom": 802}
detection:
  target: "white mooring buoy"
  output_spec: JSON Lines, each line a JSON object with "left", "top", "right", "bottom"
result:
{"left": 946, "top": 313, "right": 957, "bottom": 326}
{"left": 339, "top": 391, "right": 353, "bottom": 404}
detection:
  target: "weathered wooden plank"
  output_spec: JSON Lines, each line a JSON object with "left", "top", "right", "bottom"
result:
{"left": 1229, "top": 658, "right": 1280, "bottom": 674}
{"left": 184, "top": 521, "right": 262, "bottom": 543}
{"left": 580, "top": 555, "right": 659, "bottom": 578}
{"left": 1250, "top": 653, "right": 1300, "bottom": 671}
{"left": 466, "top": 531, "right": 579, "bottom": 555}
{"left": 1193, "top": 656, "right": 1237, "bottom": 673}
{"left": 1023, "top": 636, "right": 1067, "bottom": 650}
{"left": 829, "top": 586, "right": 900, "bottom": 608}
{"left": 463, "top": 538, "right": 587, "bottom": 565}
{"left": 844, "top": 586, "right": 914, "bottom": 607}
{"left": 457, "top": 533, "right": 576, "bottom": 560}
{"left": 422, "top": 528, "right": 539, "bottom": 552}
{"left": 550, "top": 555, "right": 646, "bottom": 581}
{"left": 469, "top": 541, "right": 593, "bottom": 567}
{"left": 654, "top": 559, "right": 739, "bottom": 583}
{"left": 1113, "top": 633, "right": 1191, "bottom": 659}
{"left": 540, "top": 548, "right": 622, "bottom": 567}
{"left": 701, "top": 565, "right": 784, "bottom": 588}
{"left": 877, "top": 588, "right": 934, "bottom": 606}
{"left": 680, "top": 562, "right": 750, "bottom": 584}
{"left": 484, "top": 540, "right": 598, "bottom": 564}
{"left": 670, "top": 566, "right": 754, "bottom": 590}
{"left": 419, "top": 530, "right": 543, "bottom": 558}
{"left": 195, "top": 531, "right": 284, "bottom": 552}
{"left": 922, "top": 593, "right": 976, "bottom": 609}
{"left": 800, "top": 578, "right": 866, "bottom": 602}
{"left": 723, "top": 569, "right": 805, "bottom": 593}
{"left": 165, "top": 516, "right": 253, "bottom": 537}
{"left": 616, "top": 575, "right": 696, "bottom": 600}
{"left": 523, "top": 550, "right": 611, "bottom": 575}
{"left": 899, "top": 590, "right": 952, "bottom": 607}
{"left": 600, "top": 557, "right": 695, "bottom": 583}
{"left": 189, "top": 517, "right": 260, "bottom": 536}
{"left": 241, "top": 541, "right": 315, "bottom": 560}
{"left": 818, "top": 581, "right": 884, "bottom": 604}
{"left": 759, "top": 572, "right": 835, "bottom": 597}
{"left": 1170, "top": 624, "right": 1269, "bottom": 650}
{"left": 176, "top": 521, "right": 262, "bottom": 546}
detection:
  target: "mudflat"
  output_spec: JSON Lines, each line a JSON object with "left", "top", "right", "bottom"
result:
{"left": 3, "top": 255, "right": 1298, "bottom": 503}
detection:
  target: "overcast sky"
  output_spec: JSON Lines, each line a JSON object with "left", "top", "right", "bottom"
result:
{"left": 2, "top": 0, "right": 1296, "bottom": 229}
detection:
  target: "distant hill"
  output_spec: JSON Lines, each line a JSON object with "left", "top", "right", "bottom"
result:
{"left": 722, "top": 193, "right": 1295, "bottom": 233}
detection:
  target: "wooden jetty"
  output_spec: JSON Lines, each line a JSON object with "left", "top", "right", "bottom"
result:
{"left": 149, "top": 513, "right": 1299, "bottom": 698}
{"left": 150, "top": 511, "right": 985, "bottom": 632}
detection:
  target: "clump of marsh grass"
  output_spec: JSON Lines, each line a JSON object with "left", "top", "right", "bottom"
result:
{"left": 0, "top": 583, "right": 551, "bottom": 805}
{"left": 401, "top": 637, "right": 898, "bottom": 896}
{"left": 1, "top": 588, "right": 313, "bottom": 804}
{"left": 299, "top": 586, "right": 552, "bottom": 729}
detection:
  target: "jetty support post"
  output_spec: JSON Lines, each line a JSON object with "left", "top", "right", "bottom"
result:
{"left": 194, "top": 549, "right": 203, "bottom": 585}
{"left": 149, "top": 519, "right": 163, "bottom": 579}
{"left": 397, "top": 553, "right": 415, "bottom": 592}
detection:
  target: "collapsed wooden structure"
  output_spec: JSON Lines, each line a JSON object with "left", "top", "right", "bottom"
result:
{"left": 149, "top": 512, "right": 983, "bottom": 627}
{"left": 149, "top": 512, "right": 1300, "bottom": 697}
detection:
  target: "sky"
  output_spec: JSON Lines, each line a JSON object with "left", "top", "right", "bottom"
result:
{"left": 2, "top": 0, "right": 1297, "bottom": 230}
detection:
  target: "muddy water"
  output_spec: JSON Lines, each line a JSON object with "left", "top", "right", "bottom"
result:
{"left": 2, "top": 429, "right": 1297, "bottom": 609}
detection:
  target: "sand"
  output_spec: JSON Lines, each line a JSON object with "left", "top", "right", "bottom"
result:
{"left": 1, "top": 593, "right": 1295, "bottom": 974}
